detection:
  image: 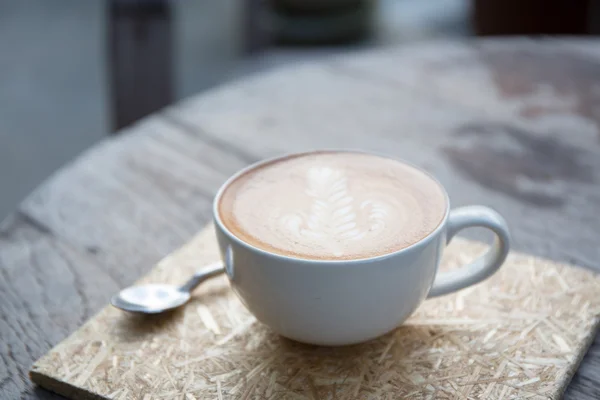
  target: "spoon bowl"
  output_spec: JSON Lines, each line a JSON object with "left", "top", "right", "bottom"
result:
{"left": 111, "top": 262, "right": 224, "bottom": 314}
{"left": 112, "top": 284, "right": 191, "bottom": 314}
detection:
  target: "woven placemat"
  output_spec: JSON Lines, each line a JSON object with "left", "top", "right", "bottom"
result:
{"left": 31, "top": 225, "right": 600, "bottom": 399}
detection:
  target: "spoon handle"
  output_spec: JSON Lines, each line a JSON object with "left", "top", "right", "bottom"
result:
{"left": 179, "top": 261, "right": 224, "bottom": 293}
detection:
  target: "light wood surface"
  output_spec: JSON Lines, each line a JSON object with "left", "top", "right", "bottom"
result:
{"left": 30, "top": 227, "right": 600, "bottom": 399}
{"left": 2, "top": 39, "right": 600, "bottom": 399}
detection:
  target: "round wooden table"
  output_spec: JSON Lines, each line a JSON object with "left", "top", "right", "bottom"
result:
{"left": 2, "top": 39, "right": 600, "bottom": 399}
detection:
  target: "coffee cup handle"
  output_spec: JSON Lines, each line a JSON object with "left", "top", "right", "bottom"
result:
{"left": 427, "top": 206, "right": 510, "bottom": 298}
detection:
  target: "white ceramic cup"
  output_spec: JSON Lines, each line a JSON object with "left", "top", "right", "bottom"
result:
{"left": 213, "top": 151, "right": 510, "bottom": 346}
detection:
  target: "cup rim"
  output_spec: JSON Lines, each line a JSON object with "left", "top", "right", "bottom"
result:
{"left": 213, "top": 149, "right": 450, "bottom": 264}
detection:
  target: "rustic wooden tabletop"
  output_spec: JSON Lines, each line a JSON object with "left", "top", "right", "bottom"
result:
{"left": 1, "top": 39, "right": 600, "bottom": 399}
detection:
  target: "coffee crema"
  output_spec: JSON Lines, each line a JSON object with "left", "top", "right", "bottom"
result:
{"left": 218, "top": 152, "right": 447, "bottom": 260}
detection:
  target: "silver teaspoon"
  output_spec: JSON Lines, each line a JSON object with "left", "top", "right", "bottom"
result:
{"left": 111, "top": 262, "right": 224, "bottom": 314}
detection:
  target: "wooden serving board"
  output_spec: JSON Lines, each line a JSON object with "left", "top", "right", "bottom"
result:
{"left": 31, "top": 225, "right": 600, "bottom": 399}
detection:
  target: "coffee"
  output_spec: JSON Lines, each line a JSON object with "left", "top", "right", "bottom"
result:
{"left": 218, "top": 151, "right": 447, "bottom": 260}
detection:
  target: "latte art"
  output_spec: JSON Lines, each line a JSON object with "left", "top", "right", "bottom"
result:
{"left": 218, "top": 152, "right": 447, "bottom": 260}
{"left": 277, "top": 166, "right": 393, "bottom": 256}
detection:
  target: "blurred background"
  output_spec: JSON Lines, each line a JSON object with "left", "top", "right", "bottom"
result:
{"left": 0, "top": 0, "right": 597, "bottom": 220}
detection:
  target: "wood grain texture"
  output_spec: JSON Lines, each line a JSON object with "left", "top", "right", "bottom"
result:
{"left": 29, "top": 227, "right": 600, "bottom": 399}
{"left": 172, "top": 45, "right": 600, "bottom": 274}
{"left": 21, "top": 115, "right": 255, "bottom": 286}
{"left": 0, "top": 213, "right": 119, "bottom": 399}
{"left": 1, "top": 39, "right": 600, "bottom": 398}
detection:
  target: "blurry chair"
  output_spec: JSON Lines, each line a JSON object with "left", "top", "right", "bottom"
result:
{"left": 108, "top": 0, "right": 267, "bottom": 131}
{"left": 108, "top": 0, "right": 173, "bottom": 131}
{"left": 473, "top": 0, "right": 597, "bottom": 36}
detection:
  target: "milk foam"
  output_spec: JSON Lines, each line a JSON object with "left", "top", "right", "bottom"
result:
{"left": 219, "top": 152, "right": 447, "bottom": 260}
